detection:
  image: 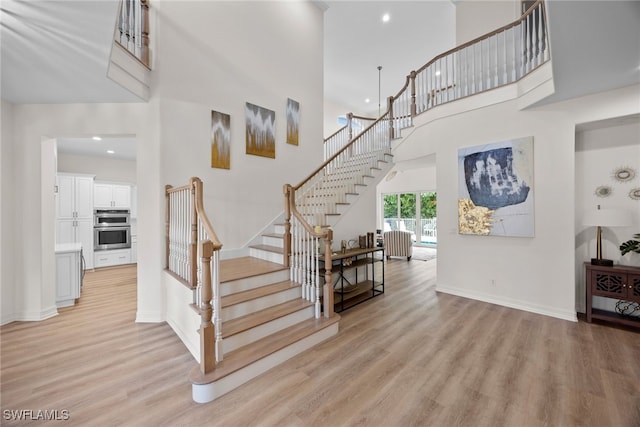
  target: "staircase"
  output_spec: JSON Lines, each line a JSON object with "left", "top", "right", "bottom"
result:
{"left": 169, "top": 0, "right": 551, "bottom": 405}
{"left": 190, "top": 253, "right": 339, "bottom": 403}
{"left": 188, "top": 143, "right": 393, "bottom": 402}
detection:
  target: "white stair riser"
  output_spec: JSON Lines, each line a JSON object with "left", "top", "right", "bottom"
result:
{"left": 192, "top": 322, "right": 339, "bottom": 403}
{"left": 222, "top": 287, "right": 301, "bottom": 322}
{"left": 262, "top": 236, "right": 283, "bottom": 247}
{"left": 274, "top": 224, "right": 286, "bottom": 235}
{"left": 249, "top": 248, "right": 284, "bottom": 264}
{"left": 220, "top": 269, "right": 289, "bottom": 296}
{"left": 223, "top": 306, "right": 314, "bottom": 353}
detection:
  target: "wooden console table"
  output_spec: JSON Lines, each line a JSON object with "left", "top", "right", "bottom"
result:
{"left": 585, "top": 263, "right": 640, "bottom": 329}
{"left": 318, "top": 247, "right": 384, "bottom": 313}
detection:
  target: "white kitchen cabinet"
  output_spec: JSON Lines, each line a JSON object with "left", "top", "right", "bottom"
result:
{"left": 56, "top": 174, "right": 94, "bottom": 269}
{"left": 55, "top": 243, "right": 82, "bottom": 308}
{"left": 94, "top": 183, "right": 131, "bottom": 209}
{"left": 94, "top": 249, "right": 131, "bottom": 268}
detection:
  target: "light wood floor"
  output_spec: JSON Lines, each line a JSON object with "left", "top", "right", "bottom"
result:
{"left": 2, "top": 259, "right": 639, "bottom": 426}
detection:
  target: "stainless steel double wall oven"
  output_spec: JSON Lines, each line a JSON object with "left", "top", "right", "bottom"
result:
{"left": 94, "top": 209, "right": 131, "bottom": 251}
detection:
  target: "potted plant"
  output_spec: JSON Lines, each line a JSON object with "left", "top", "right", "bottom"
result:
{"left": 620, "top": 233, "right": 640, "bottom": 256}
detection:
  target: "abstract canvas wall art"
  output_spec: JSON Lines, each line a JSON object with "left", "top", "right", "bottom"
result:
{"left": 210, "top": 110, "right": 230, "bottom": 169}
{"left": 245, "top": 102, "right": 275, "bottom": 159}
{"left": 458, "top": 137, "right": 534, "bottom": 237}
{"left": 286, "top": 98, "right": 299, "bottom": 146}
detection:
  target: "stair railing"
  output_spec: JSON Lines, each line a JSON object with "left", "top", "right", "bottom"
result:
{"left": 116, "top": 0, "right": 150, "bottom": 67}
{"left": 285, "top": 1, "right": 548, "bottom": 318}
{"left": 165, "top": 177, "right": 222, "bottom": 374}
{"left": 284, "top": 112, "right": 393, "bottom": 318}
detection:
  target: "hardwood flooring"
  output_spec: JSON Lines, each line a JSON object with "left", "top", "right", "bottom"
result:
{"left": 2, "top": 259, "right": 639, "bottom": 426}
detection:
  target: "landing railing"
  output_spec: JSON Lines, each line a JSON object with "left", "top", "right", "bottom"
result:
{"left": 116, "top": 0, "right": 150, "bottom": 67}
{"left": 165, "top": 177, "right": 222, "bottom": 374}
{"left": 391, "top": 0, "right": 549, "bottom": 134}
{"left": 324, "top": 113, "right": 376, "bottom": 161}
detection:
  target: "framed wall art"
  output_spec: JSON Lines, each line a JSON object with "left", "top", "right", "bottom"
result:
{"left": 210, "top": 110, "right": 231, "bottom": 169}
{"left": 245, "top": 102, "right": 275, "bottom": 159}
{"left": 458, "top": 136, "right": 535, "bottom": 237}
{"left": 286, "top": 98, "right": 300, "bottom": 146}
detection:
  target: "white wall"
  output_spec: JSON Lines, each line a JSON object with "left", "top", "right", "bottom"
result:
{"left": 153, "top": 1, "right": 324, "bottom": 252}
{"left": 57, "top": 153, "right": 137, "bottom": 183}
{"left": 393, "top": 83, "right": 639, "bottom": 322}
{"left": 456, "top": 0, "right": 520, "bottom": 45}
{"left": 323, "top": 97, "right": 351, "bottom": 138}
{"left": 1, "top": 101, "right": 16, "bottom": 323}
{"left": 575, "top": 122, "right": 640, "bottom": 312}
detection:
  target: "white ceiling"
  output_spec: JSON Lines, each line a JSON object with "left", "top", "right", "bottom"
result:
{"left": 56, "top": 136, "right": 137, "bottom": 161}
{"left": 2, "top": 0, "right": 639, "bottom": 160}
{"left": 324, "top": 1, "right": 456, "bottom": 116}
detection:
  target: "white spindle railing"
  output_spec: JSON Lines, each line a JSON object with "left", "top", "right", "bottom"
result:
{"left": 117, "top": 0, "right": 150, "bottom": 67}
{"left": 323, "top": 114, "right": 377, "bottom": 161}
{"left": 410, "top": 0, "right": 548, "bottom": 122}
{"left": 285, "top": 114, "right": 393, "bottom": 319}
{"left": 166, "top": 178, "right": 222, "bottom": 372}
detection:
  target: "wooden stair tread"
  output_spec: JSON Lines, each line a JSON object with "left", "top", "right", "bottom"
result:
{"left": 221, "top": 280, "right": 297, "bottom": 308}
{"left": 262, "top": 233, "right": 283, "bottom": 239}
{"left": 249, "top": 244, "right": 284, "bottom": 255}
{"left": 190, "top": 315, "right": 340, "bottom": 385}
{"left": 219, "top": 256, "right": 286, "bottom": 283}
{"left": 223, "top": 299, "right": 314, "bottom": 338}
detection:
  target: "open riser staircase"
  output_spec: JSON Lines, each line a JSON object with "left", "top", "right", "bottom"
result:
{"left": 165, "top": 0, "right": 550, "bottom": 404}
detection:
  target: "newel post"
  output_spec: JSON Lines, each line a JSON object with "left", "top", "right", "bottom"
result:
{"left": 347, "top": 112, "right": 354, "bottom": 141}
{"left": 199, "top": 240, "right": 215, "bottom": 374}
{"left": 283, "top": 184, "right": 292, "bottom": 268}
{"left": 410, "top": 71, "right": 417, "bottom": 118}
{"left": 323, "top": 228, "right": 334, "bottom": 318}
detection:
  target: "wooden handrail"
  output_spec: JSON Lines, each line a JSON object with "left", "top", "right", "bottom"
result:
{"left": 191, "top": 177, "right": 222, "bottom": 250}
{"left": 415, "top": 0, "right": 546, "bottom": 76}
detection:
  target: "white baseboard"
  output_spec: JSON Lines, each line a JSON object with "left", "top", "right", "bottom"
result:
{"left": 135, "top": 311, "right": 165, "bottom": 323}
{"left": 3, "top": 307, "right": 59, "bottom": 323}
{"left": 436, "top": 285, "right": 578, "bottom": 323}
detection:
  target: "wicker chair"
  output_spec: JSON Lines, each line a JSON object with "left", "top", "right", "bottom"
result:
{"left": 383, "top": 230, "right": 413, "bottom": 261}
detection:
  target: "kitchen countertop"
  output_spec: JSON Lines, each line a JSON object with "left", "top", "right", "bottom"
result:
{"left": 55, "top": 242, "right": 82, "bottom": 253}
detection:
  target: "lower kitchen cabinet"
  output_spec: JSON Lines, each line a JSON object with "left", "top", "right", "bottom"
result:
{"left": 94, "top": 249, "right": 131, "bottom": 268}
{"left": 55, "top": 243, "right": 83, "bottom": 308}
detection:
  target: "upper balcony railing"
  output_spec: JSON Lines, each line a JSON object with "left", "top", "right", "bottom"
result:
{"left": 116, "top": 0, "right": 150, "bottom": 68}
{"left": 325, "top": 0, "right": 549, "bottom": 150}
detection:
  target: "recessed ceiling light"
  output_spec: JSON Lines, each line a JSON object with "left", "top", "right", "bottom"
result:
{"left": 107, "top": 150, "right": 115, "bottom": 154}
{"left": 365, "top": 98, "right": 371, "bottom": 103}
{"left": 382, "top": 13, "right": 390, "bottom": 23}
{"left": 92, "top": 136, "right": 102, "bottom": 141}
{"left": 435, "top": 70, "right": 441, "bottom": 76}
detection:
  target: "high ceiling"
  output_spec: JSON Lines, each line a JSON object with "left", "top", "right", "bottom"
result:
{"left": 2, "top": 1, "right": 639, "bottom": 159}
{"left": 324, "top": 1, "right": 456, "bottom": 116}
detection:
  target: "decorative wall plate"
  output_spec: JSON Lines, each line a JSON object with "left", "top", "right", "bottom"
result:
{"left": 612, "top": 166, "right": 636, "bottom": 183}
{"left": 629, "top": 187, "right": 640, "bottom": 201}
{"left": 594, "top": 185, "right": 612, "bottom": 198}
